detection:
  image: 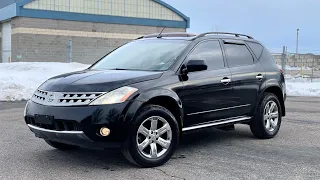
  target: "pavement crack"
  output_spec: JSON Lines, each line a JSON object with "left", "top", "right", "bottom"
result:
{"left": 153, "top": 167, "right": 186, "bottom": 180}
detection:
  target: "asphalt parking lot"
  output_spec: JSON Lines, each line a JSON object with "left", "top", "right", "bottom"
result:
{"left": 0, "top": 96, "right": 319, "bottom": 180}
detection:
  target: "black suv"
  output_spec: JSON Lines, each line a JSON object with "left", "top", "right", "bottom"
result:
{"left": 24, "top": 32, "right": 286, "bottom": 167}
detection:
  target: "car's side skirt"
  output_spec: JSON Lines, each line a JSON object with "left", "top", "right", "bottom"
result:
{"left": 182, "top": 116, "right": 252, "bottom": 132}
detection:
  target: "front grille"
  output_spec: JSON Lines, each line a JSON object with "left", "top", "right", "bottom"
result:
{"left": 58, "top": 93, "right": 101, "bottom": 104}
{"left": 31, "top": 89, "right": 103, "bottom": 106}
{"left": 26, "top": 116, "right": 83, "bottom": 131}
{"left": 33, "top": 89, "right": 48, "bottom": 102}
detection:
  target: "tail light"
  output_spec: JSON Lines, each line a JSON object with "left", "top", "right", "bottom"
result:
{"left": 279, "top": 68, "right": 284, "bottom": 74}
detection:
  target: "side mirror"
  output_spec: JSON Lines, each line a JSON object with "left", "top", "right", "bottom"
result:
{"left": 186, "top": 60, "right": 208, "bottom": 72}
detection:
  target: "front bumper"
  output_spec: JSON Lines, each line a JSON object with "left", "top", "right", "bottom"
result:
{"left": 24, "top": 100, "right": 143, "bottom": 149}
{"left": 27, "top": 124, "right": 121, "bottom": 149}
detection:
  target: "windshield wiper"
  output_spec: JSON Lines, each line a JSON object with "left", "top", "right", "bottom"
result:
{"left": 110, "top": 68, "right": 130, "bottom": 70}
{"left": 108, "top": 68, "right": 157, "bottom": 72}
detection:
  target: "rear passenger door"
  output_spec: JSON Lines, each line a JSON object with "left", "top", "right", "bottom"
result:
{"left": 222, "top": 40, "right": 265, "bottom": 117}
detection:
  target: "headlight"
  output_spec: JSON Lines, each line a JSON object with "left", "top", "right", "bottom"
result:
{"left": 89, "top": 86, "right": 138, "bottom": 105}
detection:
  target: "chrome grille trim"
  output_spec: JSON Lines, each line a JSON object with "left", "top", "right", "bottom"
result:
{"left": 31, "top": 89, "right": 105, "bottom": 106}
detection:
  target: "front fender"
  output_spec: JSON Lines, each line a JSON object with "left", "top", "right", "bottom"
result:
{"left": 120, "top": 89, "right": 184, "bottom": 146}
{"left": 123, "top": 88, "right": 183, "bottom": 126}
{"left": 136, "top": 88, "right": 182, "bottom": 107}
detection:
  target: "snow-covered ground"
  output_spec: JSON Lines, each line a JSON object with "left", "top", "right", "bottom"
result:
{"left": 286, "top": 77, "right": 320, "bottom": 97}
{"left": 0, "top": 62, "right": 319, "bottom": 101}
{"left": 0, "top": 62, "right": 90, "bottom": 101}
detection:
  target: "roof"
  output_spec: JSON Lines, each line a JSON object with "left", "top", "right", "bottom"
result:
{"left": 0, "top": 0, "right": 190, "bottom": 28}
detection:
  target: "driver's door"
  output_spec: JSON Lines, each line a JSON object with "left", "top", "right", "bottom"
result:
{"left": 178, "top": 40, "right": 235, "bottom": 127}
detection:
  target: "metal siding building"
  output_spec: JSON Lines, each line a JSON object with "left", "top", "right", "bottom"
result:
{"left": 0, "top": 0, "right": 190, "bottom": 63}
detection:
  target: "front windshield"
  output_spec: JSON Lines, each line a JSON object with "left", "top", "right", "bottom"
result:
{"left": 90, "top": 39, "right": 190, "bottom": 71}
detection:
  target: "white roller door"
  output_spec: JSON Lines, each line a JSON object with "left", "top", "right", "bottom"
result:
{"left": 2, "top": 21, "right": 11, "bottom": 63}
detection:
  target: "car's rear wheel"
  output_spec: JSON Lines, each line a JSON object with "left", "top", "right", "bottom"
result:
{"left": 250, "top": 93, "right": 282, "bottom": 139}
{"left": 122, "top": 105, "right": 179, "bottom": 167}
{"left": 45, "top": 140, "right": 79, "bottom": 150}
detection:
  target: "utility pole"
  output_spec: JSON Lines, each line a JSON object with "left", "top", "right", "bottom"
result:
{"left": 296, "top": 29, "right": 302, "bottom": 75}
{"left": 281, "top": 46, "right": 286, "bottom": 75}
{"left": 296, "top": 29, "right": 299, "bottom": 55}
{"left": 311, "top": 55, "right": 314, "bottom": 82}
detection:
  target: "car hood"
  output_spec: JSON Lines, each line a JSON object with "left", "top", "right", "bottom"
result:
{"left": 38, "top": 69, "right": 163, "bottom": 92}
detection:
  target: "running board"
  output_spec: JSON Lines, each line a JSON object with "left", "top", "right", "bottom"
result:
{"left": 182, "top": 116, "right": 252, "bottom": 132}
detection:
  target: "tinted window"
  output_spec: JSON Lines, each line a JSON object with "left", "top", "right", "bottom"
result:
{"left": 246, "top": 41, "right": 263, "bottom": 59}
{"left": 187, "top": 41, "right": 224, "bottom": 70}
{"left": 260, "top": 45, "right": 276, "bottom": 64}
{"left": 224, "top": 43, "right": 254, "bottom": 67}
{"left": 91, "top": 39, "right": 189, "bottom": 71}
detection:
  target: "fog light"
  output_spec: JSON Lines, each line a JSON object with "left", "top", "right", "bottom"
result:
{"left": 100, "top": 127, "right": 110, "bottom": 137}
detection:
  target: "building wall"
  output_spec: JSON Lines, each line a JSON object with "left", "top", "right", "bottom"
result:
{"left": 0, "top": 26, "right": 2, "bottom": 62}
{"left": 272, "top": 54, "right": 320, "bottom": 67}
{"left": 11, "top": 17, "right": 185, "bottom": 64}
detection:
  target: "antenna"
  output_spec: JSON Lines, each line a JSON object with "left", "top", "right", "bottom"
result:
{"left": 157, "top": 27, "right": 166, "bottom": 38}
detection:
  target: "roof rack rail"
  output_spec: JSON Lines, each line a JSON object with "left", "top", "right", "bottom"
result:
{"left": 136, "top": 32, "right": 197, "bottom": 40}
{"left": 195, "top": 32, "right": 254, "bottom": 39}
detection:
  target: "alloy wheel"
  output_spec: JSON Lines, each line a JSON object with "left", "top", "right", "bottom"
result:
{"left": 136, "top": 116, "right": 172, "bottom": 159}
{"left": 264, "top": 100, "right": 279, "bottom": 132}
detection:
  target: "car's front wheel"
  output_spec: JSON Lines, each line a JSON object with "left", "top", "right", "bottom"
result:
{"left": 250, "top": 93, "right": 282, "bottom": 139}
{"left": 122, "top": 105, "right": 179, "bottom": 167}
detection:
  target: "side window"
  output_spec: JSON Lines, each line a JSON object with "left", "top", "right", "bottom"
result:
{"left": 223, "top": 43, "right": 254, "bottom": 67}
{"left": 187, "top": 41, "right": 224, "bottom": 70}
{"left": 246, "top": 41, "right": 263, "bottom": 59}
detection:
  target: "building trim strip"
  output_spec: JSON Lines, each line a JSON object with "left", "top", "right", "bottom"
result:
{"left": 12, "top": 27, "right": 143, "bottom": 39}
{"left": 10, "top": 0, "right": 190, "bottom": 28}
{"left": 0, "top": 3, "right": 17, "bottom": 22}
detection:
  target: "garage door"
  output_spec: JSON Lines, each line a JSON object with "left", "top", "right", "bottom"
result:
{"left": 2, "top": 21, "right": 11, "bottom": 63}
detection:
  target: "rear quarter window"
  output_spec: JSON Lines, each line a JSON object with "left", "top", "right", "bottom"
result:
{"left": 259, "top": 46, "right": 278, "bottom": 67}
{"left": 246, "top": 41, "right": 263, "bottom": 59}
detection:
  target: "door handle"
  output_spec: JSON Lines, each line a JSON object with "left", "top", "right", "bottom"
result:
{"left": 221, "top": 78, "right": 231, "bottom": 85}
{"left": 256, "top": 74, "right": 264, "bottom": 80}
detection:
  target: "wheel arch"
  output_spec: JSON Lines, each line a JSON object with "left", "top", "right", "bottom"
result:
{"left": 260, "top": 85, "right": 286, "bottom": 116}
{"left": 135, "top": 89, "right": 184, "bottom": 130}
{"left": 144, "top": 96, "right": 183, "bottom": 130}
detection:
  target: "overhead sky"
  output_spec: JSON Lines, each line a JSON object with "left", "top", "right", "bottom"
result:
{"left": 163, "top": 0, "right": 319, "bottom": 54}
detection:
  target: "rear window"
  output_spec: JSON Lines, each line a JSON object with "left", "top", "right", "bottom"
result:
{"left": 246, "top": 41, "right": 263, "bottom": 59}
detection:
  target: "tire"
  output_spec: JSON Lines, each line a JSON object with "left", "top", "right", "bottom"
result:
{"left": 45, "top": 140, "right": 79, "bottom": 150}
{"left": 250, "top": 93, "right": 282, "bottom": 139}
{"left": 122, "top": 105, "right": 180, "bottom": 167}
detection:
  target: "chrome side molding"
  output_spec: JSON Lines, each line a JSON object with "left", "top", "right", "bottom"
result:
{"left": 182, "top": 116, "right": 251, "bottom": 132}
{"left": 187, "top": 104, "right": 251, "bottom": 116}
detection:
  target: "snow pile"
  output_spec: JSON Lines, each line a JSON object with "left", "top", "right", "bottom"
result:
{"left": 286, "top": 77, "right": 320, "bottom": 97}
{"left": 0, "top": 62, "right": 90, "bottom": 101}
